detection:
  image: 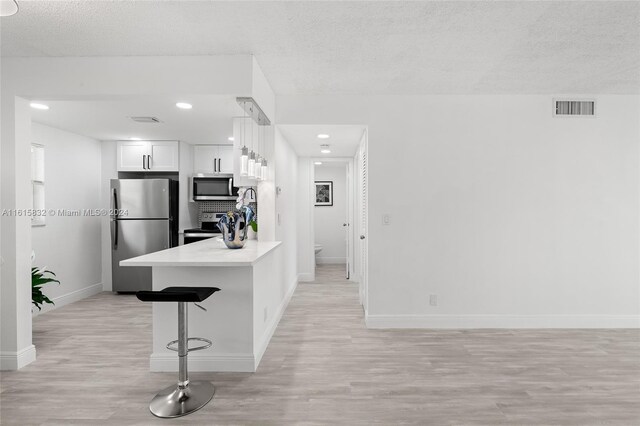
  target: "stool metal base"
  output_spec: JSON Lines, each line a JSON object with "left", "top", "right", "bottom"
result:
{"left": 149, "top": 381, "right": 215, "bottom": 418}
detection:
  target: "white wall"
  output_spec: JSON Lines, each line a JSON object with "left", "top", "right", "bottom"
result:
{"left": 30, "top": 123, "right": 103, "bottom": 311}
{"left": 279, "top": 94, "right": 640, "bottom": 328}
{"left": 254, "top": 58, "right": 277, "bottom": 243}
{"left": 314, "top": 163, "right": 347, "bottom": 264}
{"left": 0, "top": 97, "right": 34, "bottom": 370}
{"left": 296, "top": 157, "right": 315, "bottom": 281}
{"left": 274, "top": 128, "right": 299, "bottom": 286}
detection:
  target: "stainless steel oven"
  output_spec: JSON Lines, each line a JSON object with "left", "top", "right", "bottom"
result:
{"left": 190, "top": 174, "right": 238, "bottom": 201}
{"left": 183, "top": 212, "right": 225, "bottom": 245}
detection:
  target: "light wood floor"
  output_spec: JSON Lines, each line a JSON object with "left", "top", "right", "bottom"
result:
{"left": 1, "top": 265, "right": 639, "bottom": 425}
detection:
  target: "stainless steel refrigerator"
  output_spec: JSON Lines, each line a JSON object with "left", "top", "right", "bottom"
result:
{"left": 110, "top": 179, "right": 179, "bottom": 292}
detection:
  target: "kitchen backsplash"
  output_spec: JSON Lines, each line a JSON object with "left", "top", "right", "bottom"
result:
{"left": 197, "top": 201, "right": 258, "bottom": 226}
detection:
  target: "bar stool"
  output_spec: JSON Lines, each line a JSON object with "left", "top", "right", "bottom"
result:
{"left": 136, "top": 286, "right": 220, "bottom": 418}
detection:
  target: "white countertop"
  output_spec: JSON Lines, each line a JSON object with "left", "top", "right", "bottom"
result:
{"left": 120, "top": 239, "right": 282, "bottom": 267}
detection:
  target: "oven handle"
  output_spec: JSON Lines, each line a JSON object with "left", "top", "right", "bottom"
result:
{"left": 228, "top": 178, "right": 233, "bottom": 197}
{"left": 184, "top": 232, "right": 220, "bottom": 238}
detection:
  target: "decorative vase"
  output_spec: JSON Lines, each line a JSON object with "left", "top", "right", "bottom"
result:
{"left": 217, "top": 206, "right": 255, "bottom": 249}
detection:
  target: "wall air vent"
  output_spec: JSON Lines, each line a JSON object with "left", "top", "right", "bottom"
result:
{"left": 130, "top": 116, "right": 162, "bottom": 123}
{"left": 554, "top": 100, "right": 595, "bottom": 117}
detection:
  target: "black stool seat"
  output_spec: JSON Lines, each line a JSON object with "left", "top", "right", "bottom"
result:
{"left": 136, "top": 286, "right": 220, "bottom": 303}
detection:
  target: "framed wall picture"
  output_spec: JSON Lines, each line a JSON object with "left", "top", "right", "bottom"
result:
{"left": 315, "top": 181, "right": 333, "bottom": 206}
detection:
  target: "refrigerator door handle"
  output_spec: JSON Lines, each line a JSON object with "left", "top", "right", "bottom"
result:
{"left": 111, "top": 187, "right": 119, "bottom": 249}
{"left": 111, "top": 188, "right": 120, "bottom": 217}
{"left": 111, "top": 219, "right": 118, "bottom": 250}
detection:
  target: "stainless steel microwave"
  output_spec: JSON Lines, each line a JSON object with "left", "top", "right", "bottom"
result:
{"left": 190, "top": 174, "right": 238, "bottom": 201}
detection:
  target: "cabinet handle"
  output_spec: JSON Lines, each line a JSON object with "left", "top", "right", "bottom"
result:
{"left": 142, "top": 155, "right": 146, "bottom": 170}
{"left": 213, "top": 158, "right": 217, "bottom": 173}
{"left": 147, "top": 155, "right": 152, "bottom": 169}
{"left": 218, "top": 158, "right": 222, "bottom": 172}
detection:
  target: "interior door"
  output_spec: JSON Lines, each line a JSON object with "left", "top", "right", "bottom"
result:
{"left": 357, "top": 134, "right": 368, "bottom": 309}
{"left": 111, "top": 219, "right": 170, "bottom": 292}
{"left": 345, "top": 163, "right": 351, "bottom": 280}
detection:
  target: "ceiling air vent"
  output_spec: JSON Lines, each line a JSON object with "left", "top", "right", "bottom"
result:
{"left": 554, "top": 100, "right": 595, "bottom": 117}
{"left": 130, "top": 116, "right": 162, "bottom": 123}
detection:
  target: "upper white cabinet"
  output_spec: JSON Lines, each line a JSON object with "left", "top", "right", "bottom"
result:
{"left": 117, "top": 141, "right": 179, "bottom": 172}
{"left": 193, "top": 144, "right": 234, "bottom": 174}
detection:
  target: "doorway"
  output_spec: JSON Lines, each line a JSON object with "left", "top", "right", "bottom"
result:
{"left": 313, "top": 160, "right": 351, "bottom": 280}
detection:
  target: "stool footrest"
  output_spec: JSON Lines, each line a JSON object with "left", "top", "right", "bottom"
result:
{"left": 166, "top": 337, "right": 212, "bottom": 353}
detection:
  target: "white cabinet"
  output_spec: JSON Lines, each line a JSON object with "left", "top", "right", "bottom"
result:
{"left": 193, "top": 144, "right": 234, "bottom": 174}
{"left": 149, "top": 142, "right": 180, "bottom": 171}
{"left": 117, "top": 141, "right": 179, "bottom": 172}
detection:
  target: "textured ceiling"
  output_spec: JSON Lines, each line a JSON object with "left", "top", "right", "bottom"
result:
{"left": 1, "top": 1, "right": 638, "bottom": 94}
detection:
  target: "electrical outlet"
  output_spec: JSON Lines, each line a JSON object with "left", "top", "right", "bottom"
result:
{"left": 263, "top": 306, "right": 268, "bottom": 322}
{"left": 429, "top": 294, "right": 438, "bottom": 306}
{"left": 382, "top": 214, "right": 391, "bottom": 225}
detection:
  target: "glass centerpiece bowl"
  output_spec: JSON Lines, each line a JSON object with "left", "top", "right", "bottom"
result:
{"left": 217, "top": 205, "right": 255, "bottom": 249}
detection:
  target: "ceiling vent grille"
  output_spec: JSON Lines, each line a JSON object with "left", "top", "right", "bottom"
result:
{"left": 130, "top": 116, "right": 162, "bottom": 123}
{"left": 554, "top": 100, "right": 595, "bottom": 117}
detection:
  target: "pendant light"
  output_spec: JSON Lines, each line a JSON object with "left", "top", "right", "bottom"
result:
{"left": 248, "top": 119, "right": 256, "bottom": 178}
{"left": 254, "top": 119, "right": 263, "bottom": 181}
{"left": 261, "top": 159, "right": 268, "bottom": 181}
{"left": 260, "top": 124, "right": 268, "bottom": 181}
{"left": 239, "top": 102, "right": 249, "bottom": 176}
{"left": 0, "top": 0, "right": 19, "bottom": 17}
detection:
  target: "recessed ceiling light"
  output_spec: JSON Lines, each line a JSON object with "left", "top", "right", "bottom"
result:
{"left": 129, "top": 137, "right": 142, "bottom": 141}
{"left": 314, "top": 161, "right": 323, "bottom": 165}
{"left": 228, "top": 137, "right": 235, "bottom": 141}
{"left": 320, "top": 144, "right": 331, "bottom": 154}
{"left": 30, "top": 103, "right": 49, "bottom": 110}
{"left": 176, "top": 102, "right": 193, "bottom": 109}
{"left": 317, "top": 134, "right": 330, "bottom": 139}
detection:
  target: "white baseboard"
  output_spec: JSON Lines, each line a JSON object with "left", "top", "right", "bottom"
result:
{"left": 254, "top": 277, "right": 298, "bottom": 369}
{"left": 365, "top": 314, "right": 640, "bottom": 329}
{"left": 0, "top": 345, "right": 36, "bottom": 371}
{"left": 150, "top": 352, "right": 255, "bottom": 373}
{"left": 316, "top": 257, "right": 346, "bottom": 265}
{"left": 32, "top": 282, "right": 103, "bottom": 317}
{"left": 298, "top": 273, "right": 314, "bottom": 282}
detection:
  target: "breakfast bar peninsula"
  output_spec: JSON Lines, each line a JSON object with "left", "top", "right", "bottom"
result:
{"left": 121, "top": 238, "right": 288, "bottom": 373}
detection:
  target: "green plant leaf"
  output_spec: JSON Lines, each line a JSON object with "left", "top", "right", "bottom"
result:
{"left": 31, "top": 266, "right": 59, "bottom": 310}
